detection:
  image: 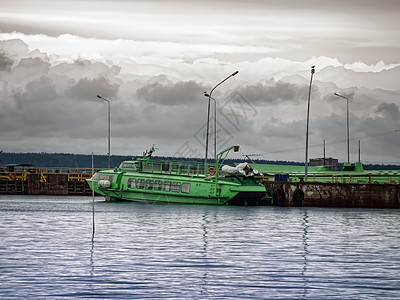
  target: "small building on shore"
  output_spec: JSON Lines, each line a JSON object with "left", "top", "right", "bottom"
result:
{"left": 309, "top": 157, "right": 339, "bottom": 171}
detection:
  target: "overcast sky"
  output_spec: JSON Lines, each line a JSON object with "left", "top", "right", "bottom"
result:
{"left": 1, "top": 0, "right": 399, "bottom": 164}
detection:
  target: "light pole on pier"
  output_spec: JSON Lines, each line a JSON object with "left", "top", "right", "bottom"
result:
{"left": 204, "top": 92, "right": 216, "bottom": 161}
{"left": 96, "top": 95, "right": 111, "bottom": 168}
{"left": 304, "top": 66, "right": 315, "bottom": 181}
{"left": 334, "top": 92, "right": 350, "bottom": 163}
{"left": 204, "top": 71, "right": 239, "bottom": 163}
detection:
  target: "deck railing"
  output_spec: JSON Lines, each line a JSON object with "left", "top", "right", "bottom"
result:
{"left": 139, "top": 160, "right": 216, "bottom": 177}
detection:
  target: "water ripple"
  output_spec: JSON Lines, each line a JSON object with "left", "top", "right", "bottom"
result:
{"left": 0, "top": 195, "right": 399, "bottom": 299}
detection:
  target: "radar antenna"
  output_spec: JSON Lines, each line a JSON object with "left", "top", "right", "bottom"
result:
{"left": 143, "top": 144, "right": 158, "bottom": 158}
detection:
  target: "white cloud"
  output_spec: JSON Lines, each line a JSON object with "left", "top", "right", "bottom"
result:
{"left": 344, "top": 61, "right": 400, "bottom": 72}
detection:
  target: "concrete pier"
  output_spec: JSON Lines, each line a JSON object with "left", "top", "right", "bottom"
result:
{"left": 0, "top": 171, "right": 92, "bottom": 196}
{"left": 1, "top": 170, "right": 399, "bottom": 208}
{"left": 265, "top": 181, "right": 400, "bottom": 208}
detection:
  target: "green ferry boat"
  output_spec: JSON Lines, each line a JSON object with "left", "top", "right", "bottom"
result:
{"left": 87, "top": 145, "right": 272, "bottom": 205}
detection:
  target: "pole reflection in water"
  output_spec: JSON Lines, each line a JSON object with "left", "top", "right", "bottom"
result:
{"left": 200, "top": 211, "right": 209, "bottom": 296}
{"left": 301, "top": 210, "right": 309, "bottom": 299}
{"left": 89, "top": 221, "right": 96, "bottom": 292}
{"left": 90, "top": 233, "right": 95, "bottom": 277}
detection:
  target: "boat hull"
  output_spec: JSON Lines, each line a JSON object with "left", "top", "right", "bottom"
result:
{"left": 226, "top": 191, "right": 273, "bottom": 206}
{"left": 102, "top": 191, "right": 271, "bottom": 206}
{"left": 87, "top": 173, "right": 270, "bottom": 206}
{"left": 101, "top": 189, "right": 230, "bottom": 205}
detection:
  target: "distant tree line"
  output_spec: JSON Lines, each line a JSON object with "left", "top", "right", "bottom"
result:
{"left": 0, "top": 152, "right": 398, "bottom": 170}
{"left": 0, "top": 152, "right": 130, "bottom": 168}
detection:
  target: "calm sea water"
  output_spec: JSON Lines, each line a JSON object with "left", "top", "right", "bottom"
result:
{"left": 1, "top": 195, "right": 399, "bottom": 299}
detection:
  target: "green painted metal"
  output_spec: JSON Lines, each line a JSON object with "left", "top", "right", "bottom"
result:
{"left": 252, "top": 162, "right": 400, "bottom": 184}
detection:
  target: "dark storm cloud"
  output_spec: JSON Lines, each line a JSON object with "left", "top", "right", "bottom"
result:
{"left": 51, "top": 59, "right": 122, "bottom": 81}
{"left": 324, "top": 88, "right": 356, "bottom": 103}
{"left": 305, "top": 94, "right": 400, "bottom": 162}
{"left": 0, "top": 50, "right": 14, "bottom": 71}
{"left": 256, "top": 97, "right": 400, "bottom": 162}
{"left": 136, "top": 80, "right": 206, "bottom": 105}
{"left": 14, "top": 76, "right": 58, "bottom": 108}
{"left": 3, "top": 76, "right": 66, "bottom": 137}
{"left": 0, "top": 13, "right": 399, "bottom": 161}
{"left": 236, "top": 80, "right": 309, "bottom": 105}
{"left": 66, "top": 77, "right": 120, "bottom": 101}
{"left": 375, "top": 102, "right": 399, "bottom": 119}
{"left": 3, "top": 76, "right": 120, "bottom": 142}
{"left": 0, "top": 38, "right": 129, "bottom": 153}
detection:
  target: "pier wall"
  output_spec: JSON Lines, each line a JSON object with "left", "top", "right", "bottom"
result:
{"left": 1, "top": 171, "right": 399, "bottom": 208}
{"left": 265, "top": 181, "right": 400, "bottom": 208}
{"left": 0, "top": 172, "right": 92, "bottom": 196}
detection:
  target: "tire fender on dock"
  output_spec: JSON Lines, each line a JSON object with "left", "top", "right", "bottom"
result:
{"left": 293, "top": 189, "right": 304, "bottom": 203}
{"left": 274, "top": 188, "right": 285, "bottom": 202}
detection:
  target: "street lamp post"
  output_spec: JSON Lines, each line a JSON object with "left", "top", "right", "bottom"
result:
{"left": 204, "top": 92, "right": 216, "bottom": 160}
{"left": 204, "top": 71, "right": 239, "bottom": 163}
{"left": 96, "top": 95, "right": 111, "bottom": 168}
{"left": 304, "top": 66, "right": 315, "bottom": 181}
{"left": 334, "top": 92, "right": 350, "bottom": 163}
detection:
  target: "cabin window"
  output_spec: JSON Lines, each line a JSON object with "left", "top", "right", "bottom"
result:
{"left": 172, "top": 182, "right": 181, "bottom": 193}
{"left": 127, "top": 178, "right": 136, "bottom": 189}
{"left": 92, "top": 173, "right": 114, "bottom": 182}
{"left": 154, "top": 180, "right": 162, "bottom": 190}
{"left": 181, "top": 183, "right": 190, "bottom": 194}
{"left": 143, "top": 164, "right": 153, "bottom": 171}
{"left": 163, "top": 181, "right": 171, "bottom": 192}
{"left": 137, "top": 179, "right": 145, "bottom": 189}
{"left": 181, "top": 164, "right": 190, "bottom": 174}
{"left": 171, "top": 164, "right": 179, "bottom": 173}
{"left": 120, "top": 162, "right": 136, "bottom": 169}
{"left": 152, "top": 164, "right": 161, "bottom": 172}
{"left": 145, "top": 179, "right": 154, "bottom": 190}
{"left": 162, "top": 163, "right": 170, "bottom": 172}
